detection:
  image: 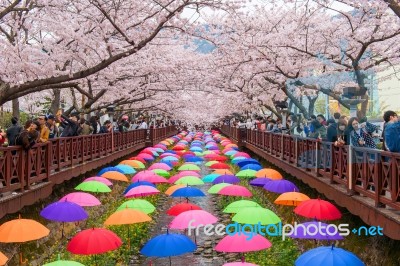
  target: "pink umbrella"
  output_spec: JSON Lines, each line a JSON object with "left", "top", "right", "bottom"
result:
{"left": 132, "top": 173, "right": 168, "bottom": 184}
{"left": 154, "top": 144, "right": 167, "bottom": 150}
{"left": 125, "top": 185, "right": 160, "bottom": 198}
{"left": 160, "top": 153, "right": 180, "bottom": 159}
{"left": 215, "top": 234, "right": 272, "bottom": 252}
{"left": 218, "top": 185, "right": 252, "bottom": 197}
{"left": 148, "top": 163, "right": 172, "bottom": 171}
{"left": 59, "top": 192, "right": 101, "bottom": 207}
{"left": 169, "top": 210, "right": 218, "bottom": 230}
{"left": 223, "top": 262, "right": 259, "bottom": 266}
{"left": 232, "top": 152, "right": 251, "bottom": 158}
{"left": 137, "top": 153, "right": 154, "bottom": 160}
{"left": 84, "top": 176, "right": 113, "bottom": 186}
{"left": 169, "top": 171, "right": 201, "bottom": 184}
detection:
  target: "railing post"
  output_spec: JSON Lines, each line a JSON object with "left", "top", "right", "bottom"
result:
{"left": 46, "top": 142, "right": 51, "bottom": 181}
{"left": 348, "top": 146, "right": 355, "bottom": 195}
{"left": 315, "top": 141, "right": 321, "bottom": 177}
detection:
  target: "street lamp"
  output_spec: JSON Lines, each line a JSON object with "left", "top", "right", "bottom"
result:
{"left": 274, "top": 101, "right": 289, "bottom": 131}
{"left": 107, "top": 105, "right": 115, "bottom": 152}
{"left": 341, "top": 87, "right": 366, "bottom": 118}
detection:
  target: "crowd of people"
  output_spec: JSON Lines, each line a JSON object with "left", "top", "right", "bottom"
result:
{"left": 1, "top": 112, "right": 167, "bottom": 150}
{"left": 228, "top": 110, "right": 400, "bottom": 153}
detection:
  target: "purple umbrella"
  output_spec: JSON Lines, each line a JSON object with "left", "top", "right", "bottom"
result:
{"left": 250, "top": 178, "right": 272, "bottom": 187}
{"left": 287, "top": 221, "right": 344, "bottom": 240}
{"left": 212, "top": 175, "right": 240, "bottom": 184}
{"left": 263, "top": 180, "right": 299, "bottom": 194}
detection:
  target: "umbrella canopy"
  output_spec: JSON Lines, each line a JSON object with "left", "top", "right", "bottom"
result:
{"left": 237, "top": 160, "right": 261, "bottom": 168}
{"left": 256, "top": 169, "right": 283, "bottom": 179}
{"left": 212, "top": 175, "right": 240, "bottom": 184}
{"left": 202, "top": 173, "right": 221, "bottom": 183}
{"left": 218, "top": 185, "right": 252, "bottom": 197}
{"left": 125, "top": 185, "right": 160, "bottom": 198}
{"left": 236, "top": 169, "right": 257, "bottom": 178}
{"left": 175, "top": 176, "right": 205, "bottom": 186}
{"left": 287, "top": 221, "right": 344, "bottom": 240}
{"left": 165, "top": 184, "right": 186, "bottom": 196}
{"left": 0, "top": 252, "right": 7, "bottom": 266}
{"left": 140, "top": 232, "right": 196, "bottom": 257}
{"left": 128, "top": 156, "right": 146, "bottom": 163}
{"left": 240, "top": 164, "right": 263, "bottom": 171}
{"left": 120, "top": 160, "right": 146, "bottom": 168}
{"left": 132, "top": 173, "right": 168, "bottom": 184}
{"left": 263, "top": 180, "right": 299, "bottom": 194}
{"left": 167, "top": 203, "right": 202, "bottom": 216}
{"left": 169, "top": 210, "right": 218, "bottom": 229}
{"left": 223, "top": 200, "right": 262, "bottom": 214}
{"left": 213, "top": 169, "right": 234, "bottom": 175}
{"left": 0, "top": 216, "right": 50, "bottom": 243}
{"left": 178, "top": 164, "right": 201, "bottom": 171}
{"left": 274, "top": 192, "right": 310, "bottom": 206}
{"left": 67, "top": 228, "right": 122, "bottom": 255}
{"left": 98, "top": 167, "right": 125, "bottom": 176}
{"left": 249, "top": 178, "right": 272, "bottom": 187}
{"left": 101, "top": 171, "right": 129, "bottom": 182}
{"left": 84, "top": 176, "right": 113, "bottom": 186}
{"left": 210, "top": 163, "right": 230, "bottom": 169}
{"left": 115, "top": 164, "right": 136, "bottom": 175}
{"left": 294, "top": 199, "right": 342, "bottom": 220}
{"left": 170, "top": 187, "right": 206, "bottom": 198}
{"left": 208, "top": 183, "right": 232, "bottom": 194}
{"left": 104, "top": 209, "right": 151, "bottom": 225}
{"left": 215, "top": 233, "right": 272, "bottom": 252}
{"left": 41, "top": 201, "right": 88, "bottom": 222}
{"left": 205, "top": 161, "right": 219, "bottom": 167}
{"left": 151, "top": 169, "right": 171, "bottom": 178}
{"left": 59, "top": 192, "right": 101, "bottom": 207}
{"left": 117, "top": 199, "right": 156, "bottom": 214}
{"left": 137, "top": 153, "right": 155, "bottom": 161}
{"left": 295, "top": 246, "right": 365, "bottom": 266}
{"left": 233, "top": 207, "right": 281, "bottom": 225}
{"left": 161, "top": 156, "right": 179, "bottom": 162}
{"left": 75, "top": 181, "right": 111, "bottom": 193}
{"left": 43, "top": 260, "right": 84, "bottom": 266}
{"left": 232, "top": 152, "right": 251, "bottom": 158}
{"left": 148, "top": 163, "right": 172, "bottom": 171}
{"left": 124, "top": 181, "right": 156, "bottom": 194}
{"left": 223, "top": 262, "right": 258, "bottom": 266}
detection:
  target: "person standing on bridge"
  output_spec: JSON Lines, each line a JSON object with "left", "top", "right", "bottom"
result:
{"left": 6, "top": 116, "right": 22, "bottom": 146}
{"left": 37, "top": 115, "right": 50, "bottom": 143}
{"left": 348, "top": 117, "right": 378, "bottom": 149}
{"left": 383, "top": 110, "right": 400, "bottom": 152}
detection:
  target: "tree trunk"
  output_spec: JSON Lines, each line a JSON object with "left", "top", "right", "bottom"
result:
{"left": 12, "top": 98, "right": 19, "bottom": 119}
{"left": 50, "top": 89, "right": 61, "bottom": 115}
{"left": 307, "top": 95, "right": 318, "bottom": 117}
{"left": 282, "top": 85, "right": 309, "bottom": 118}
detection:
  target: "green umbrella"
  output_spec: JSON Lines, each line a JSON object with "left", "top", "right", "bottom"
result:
{"left": 202, "top": 173, "right": 221, "bottom": 183}
{"left": 44, "top": 261, "right": 84, "bottom": 266}
{"left": 178, "top": 164, "right": 201, "bottom": 171}
{"left": 232, "top": 207, "right": 281, "bottom": 225}
{"left": 202, "top": 151, "right": 214, "bottom": 155}
{"left": 205, "top": 161, "right": 219, "bottom": 167}
{"left": 75, "top": 181, "right": 111, "bottom": 193}
{"left": 151, "top": 169, "right": 170, "bottom": 178}
{"left": 117, "top": 199, "right": 156, "bottom": 214}
{"left": 208, "top": 183, "right": 232, "bottom": 194}
{"left": 194, "top": 151, "right": 203, "bottom": 156}
{"left": 236, "top": 169, "right": 257, "bottom": 178}
{"left": 175, "top": 176, "right": 204, "bottom": 186}
{"left": 223, "top": 200, "right": 262, "bottom": 214}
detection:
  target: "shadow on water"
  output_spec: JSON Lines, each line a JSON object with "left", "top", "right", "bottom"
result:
{"left": 243, "top": 147, "right": 400, "bottom": 266}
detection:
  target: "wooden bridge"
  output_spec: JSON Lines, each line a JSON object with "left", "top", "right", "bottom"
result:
{"left": 220, "top": 125, "right": 400, "bottom": 240}
{"left": 0, "top": 126, "right": 178, "bottom": 219}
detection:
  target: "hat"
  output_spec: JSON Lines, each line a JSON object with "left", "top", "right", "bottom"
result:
{"left": 47, "top": 114, "right": 55, "bottom": 120}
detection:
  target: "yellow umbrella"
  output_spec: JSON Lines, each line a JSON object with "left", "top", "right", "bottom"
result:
{"left": 101, "top": 171, "right": 129, "bottom": 182}
{"left": 213, "top": 169, "right": 233, "bottom": 175}
{"left": 120, "top": 160, "right": 145, "bottom": 169}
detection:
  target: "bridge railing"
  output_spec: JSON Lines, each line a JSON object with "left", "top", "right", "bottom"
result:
{"left": 220, "top": 126, "right": 400, "bottom": 210}
{"left": 149, "top": 126, "right": 179, "bottom": 144}
{"left": 0, "top": 127, "right": 177, "bottom": 195}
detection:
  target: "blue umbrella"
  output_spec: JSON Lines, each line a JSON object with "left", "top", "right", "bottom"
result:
{"left": 115, "top": 165, "right": 136, "bottom": 175}
{"left": 98, "top": 167, "right": 125, "bottom": 176}
{"left": 165, "top": 150, "right": 177, "bottom": 154}
{"left": 124, "top": 181, "right": 156, "bottom": 194}
{"left": 161, "top": 156, "right": 179, "bottom": 162}
{"left": 295, "top": 246, "right": 365, "bottom": 266}
{"left": 241, "top": 164, "right": 263, "bottom": 171}
{"left": 237, "top": 159, "right": 261, "bottom": 168}
{"left": 186, "top": 157, "right": 204, "bottom": 163}
{"left": 171, "top": 187, "right": 205, "bottom": 198}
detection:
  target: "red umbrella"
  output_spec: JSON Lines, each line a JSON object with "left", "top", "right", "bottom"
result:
{"left": 67, "top": 228, "right": 122, "bottom": 255}
{"left": 182, "top": 151, "right": 196, "bottom": 156}
{"left": 167, "top": 203, "right": 202, "bottom": 216}
{"left": 210, "top": 163, "right": 230, "bottom": 170}
{"left": 129, "top": 157, "right": 146, "bottom": 163}
{"left": 213, "top": 155, "right": 228, "bottom": 162}
{"left": 294, "top": 198, "right": 342, "bottom": 220}
{"left": 172, "top": 146, "right": 186, "bottom": 151}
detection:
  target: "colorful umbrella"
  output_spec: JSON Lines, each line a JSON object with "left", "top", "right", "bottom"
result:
{"left": 240, "top": 164, "right": 263, "bottom": 171}
{"left": 148, "top": 163, "right": 172, "bottom": 171}
{"left": 167, "top": 203, "right": 202, "bottom": 216}
{"left": 84, "top": 176, "right": 113, "bottom": 186}
{"left": 165, "top": 184, "right": 186, "bottom": 196}
{"left": 104, "top": 209, "right": 151, "bottom": 225}
{"left": 208, "top": 183, "right": 232, "bottom": 194}
{"left": 213, "top": 169, "right": 234, "bottom": 175}
{"left": 223, "top": 262, "right": 258, "bottom": 266}
{"left": 41, "top": 201, "right": 88, "bottom": 222}
{"left": 128, "top": 156, "right": 146, "bottom": 163}
{"left": 249, "top": 178, "right": 272, "bottom": 187}
{"left": 263, "top": 180, "right": 299, "bottom": 194}
{"left": 117, "top": 199, "right": 156, "bottom": 214}
{"left": 175, "top": 176, "right": 205, "bottom": 186}
{"left": 97, "top": 167, "right": 125, "bottom": 176}
{"left": 233, "top": 207, "right": 281, "bottom": 225}
{"left": 124, "top": 181, "right": 156, "bottom": 194}
{"left": 170, "top": 187, "right": 206, "bottom": 198}
{"left": 215, "top": 233, "right": 272, "bottom": 252}
{"left": 59, "top": 192, "right": 101, "bottom": 207}
{"left": 210, "top": 163, "right": 230, "bottom": 169}
{"left": 294, "top": 199, "right": 342, "bottom": 220}
{"left": 202, "top": 173, "right": 221, "bottom": 183}
{"left": 223, "top": 200, "right": 262, "bottom": 214}
{"left": 295, "top": 246, "right": 365, "bottom": 266}
{"left": 237, "top": 160, "right": 261, "bottom": 168}
{"left": 178, "top": 164, "right": 201, "bottom": 171}
{"left": 67, "top": 228, "right": 122, "bottom": 255}
{"left": 218, "top": 185, "right": 252, "bottom": 197}
{"left": 0, "top": 251, "right": 7, "bottom": 266}
{"left": 115, "top": 164, "right": 136, "bottom": 175}
{"left": 236, "top": 169, "right": 257, "bottom": 178}
{"left": 120, "top": 160, "right": 146, "bottom": 168}
{"left": 212, "top": 175, "right": 240, "bottom": 184}
{"left": 43, "top": 258, "right": 84, "bottom": 266}
{"left": 169, "top": 210, "right": 218, "bottom": 230}
{"left": 140, "top": 231, "right": 196, "bottom": 266}
{"left": 256, "top": 169, "right": 283, "bottom": 179}
{"left": 205, "top": 161, "right": 219, "bottom": 167}
{"left": 274, "top": 192, "right": 310, "bottom": 206}
{"left": 125, "top": 185, "right": 160, "bottom": 198}
{"left": 75, "top": 181, "right": 111, "bottom": 193}
{"left": 151, "top": 169, "right": 170, "bottom": 178}
{"left": 101, "top": 171, "right": 129, "bottom": 182}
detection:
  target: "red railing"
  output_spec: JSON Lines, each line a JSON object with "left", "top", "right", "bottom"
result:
{"left": 220, "top": 126, "right": 400, "bottom": 211}
{"left": 149, "top": 126, "right": 178, "bottom": 144}
{"left": 0, "top": 127, "right": 177, "bottom": 195}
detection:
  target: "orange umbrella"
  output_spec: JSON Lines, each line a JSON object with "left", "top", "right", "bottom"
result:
{"left": 165, "top": 184, "right": 185, "bottom": 196}
{"left": 120, "top": 160, "right": 145, "bottom": 169}
{"left": 213, "top": 169, "right": 234, "bottom": 175}
{"left": 0, "top": 251, "right": 8, "bottom": 266}
{"left": 0, "top": 215, "right": 49, "bottom": 264}
{"left": 274, "top": 192, "right": 310, "bottom": 206}
{"left": 256, "top": 169, "right": 283, "bottom": 179}
{"left": 101, "top": 171, "right": 129, "bottom": 182}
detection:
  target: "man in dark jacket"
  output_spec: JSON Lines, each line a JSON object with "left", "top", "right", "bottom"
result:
{"left": 59, "top": 114, "right": 80, "bottom": 137}
{"left": 383, "top": 110, "right": 400, "bottom": 152}
{"left": 6, "top": 117, "right": 22, "bottom": 146}
{"left": 326, "top": 118, "right": 338, "bottom": 142}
